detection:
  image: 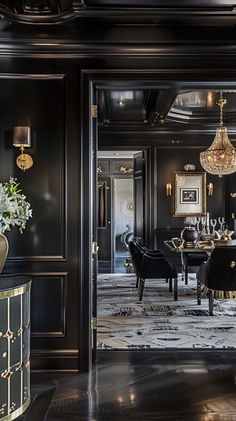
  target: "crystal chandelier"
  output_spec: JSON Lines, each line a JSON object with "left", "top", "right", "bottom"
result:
{"left": 200, "top": 92, "right": 236, "bottom": 177}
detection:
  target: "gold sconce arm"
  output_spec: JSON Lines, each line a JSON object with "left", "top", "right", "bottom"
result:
{"left": 207, "top": 182, "right": 214, "bottom": 196}
{"left": 166, "top": 183, "right": 172, "bottom": 196}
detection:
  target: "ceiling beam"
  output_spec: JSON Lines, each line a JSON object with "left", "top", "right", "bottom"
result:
{"left": 146, "top": 89, "right": 178, "bottom": 126}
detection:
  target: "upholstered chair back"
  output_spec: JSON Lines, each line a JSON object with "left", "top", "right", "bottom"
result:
{"left": 206, "top": 246, "right": 236, "bottom": 291}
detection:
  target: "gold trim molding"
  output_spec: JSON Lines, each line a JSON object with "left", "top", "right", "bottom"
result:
{"left": 1, "top": 398, "right": 30, "bottom": 421}
{"left": 0, "top": 283, "right": 31, "bottom": 300}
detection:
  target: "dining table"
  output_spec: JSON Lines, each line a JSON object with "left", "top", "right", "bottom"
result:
{"left": 164, "top": 238, "right": 236, "bottom": 300}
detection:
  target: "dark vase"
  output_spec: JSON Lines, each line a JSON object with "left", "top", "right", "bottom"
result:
{"left": 181, "top": 226, "right": 198, "bottom": 245}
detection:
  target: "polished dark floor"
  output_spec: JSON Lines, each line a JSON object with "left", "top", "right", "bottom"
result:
{"left": 29, "top": 351, "right": 236, "bottom": 420}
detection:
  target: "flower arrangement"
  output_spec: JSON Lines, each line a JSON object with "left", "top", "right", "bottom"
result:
{"left": 0, "top": 177, "right": 32, "bottom": 233}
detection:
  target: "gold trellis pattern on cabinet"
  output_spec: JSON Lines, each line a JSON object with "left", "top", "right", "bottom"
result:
{"left": 0, "top": 280, "right": 31, "bottom": 421}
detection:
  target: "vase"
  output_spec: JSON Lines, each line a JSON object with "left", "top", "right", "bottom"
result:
{"left": 181, "top": 226, "right": 198, "bottom": 247}
{"left": 0, "top": 232, "right": 8, "bottom": 273}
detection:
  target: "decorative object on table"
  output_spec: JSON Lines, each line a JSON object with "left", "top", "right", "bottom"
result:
{"left": 196, "top": 216, "right": 201, "bottom": 233}
{"left": 201, "top": 232, "right": 215, "bottom": 242}
{"left": 181, "top": 225, "right": 198, "bottom": 248}
{"left": 184, "top": 216, "right": 197, "bottom": 226}
{"left": 184, "top": 164, "right": 196, "bottom": 171}
{"left": 201, "top": 216, "right": 206, "bottom": 235}
{"left": 215, "top": 229, "right": 235, "bottom": 244}
{"left": 200, "top": 91, "right": 236, "bottom": 177}
{"left": 0, "top": 276, "right": 31, "bottom": 420}
{"left": 173, "top": 171, "right": 206, "bottom": 216}
{"left": 210, "top": 218, "right": 217, "bottom": 236}
{"left": 12, "top": 126, "right": 33, "bottom": 171}
{"left": 170, "top": 237, "right": 184, "bottom": 249}
{"left": 218, "top": 216, "right": 225, "bottom": 233}
{"left": 0, "top": 178, "right": 32, "bottom": 272}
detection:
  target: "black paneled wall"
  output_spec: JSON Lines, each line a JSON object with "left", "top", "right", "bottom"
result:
{"left": 154, "top": 146, "right": 226, "bottom": 262}
{"left": 0, "top": 76, "right": 79, "bottom": 370}
{"left": 156, "top": 146, "right": 225, "bottom": 231}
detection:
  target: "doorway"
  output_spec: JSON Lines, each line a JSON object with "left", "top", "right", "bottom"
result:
{"left": 80, "top": 72, "right": 236, "bottom": 370}
{"left": 97, "top": 150, "right": 142, "bottom": 273}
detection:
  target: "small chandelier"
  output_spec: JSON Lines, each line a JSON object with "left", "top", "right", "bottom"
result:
{"left": 200, "top": 92, "right": 236, "bottom": 177}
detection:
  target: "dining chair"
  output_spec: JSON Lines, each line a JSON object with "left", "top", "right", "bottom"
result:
{"left": 197, "top": 245, "right": 236, "bottom": 315}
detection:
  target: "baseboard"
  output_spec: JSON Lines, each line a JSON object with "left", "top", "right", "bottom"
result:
{"left": 97, "top": 349, "right": 236, "bottom": 364}
{"left": 31, "top": 349, "right": 80, "bottom": 371}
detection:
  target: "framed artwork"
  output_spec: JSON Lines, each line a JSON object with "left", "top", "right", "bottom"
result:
{"left": 173, "top": 172, "right": 206, "bottom": 216}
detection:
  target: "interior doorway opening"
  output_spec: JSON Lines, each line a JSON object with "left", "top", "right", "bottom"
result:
{"left": 97, "top": 150, "right": 141, "bottom": 274}
{"left": 92, "top": 80, "right": 236, "bottom": 355}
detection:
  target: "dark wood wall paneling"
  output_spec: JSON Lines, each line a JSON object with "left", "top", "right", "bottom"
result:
{"left": 0, "top": 74, "right": 80, "bottom": 371}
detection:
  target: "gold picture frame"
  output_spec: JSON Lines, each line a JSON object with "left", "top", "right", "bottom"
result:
{"left": 173, "top": 171, "right": 206, "bottom": 217}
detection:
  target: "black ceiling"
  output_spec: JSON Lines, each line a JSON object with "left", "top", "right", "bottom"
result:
{"left": 98, "top": 88, "right": 236, "bottom": 132}
{"left": 2, "top": 1, "right": 236, "bottom": 25}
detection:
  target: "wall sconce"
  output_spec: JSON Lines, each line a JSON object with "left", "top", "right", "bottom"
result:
{"left": 119, "top": 166, "right": 133, "bottom": 174}
{"left": 13, "top": 126, "right": 33, "bottom": 171}
{"left": 166, "top": 183, "right": 172, "bottom": 196}
{"left": 207, "top": 182, "right": 214, "bottom": 196}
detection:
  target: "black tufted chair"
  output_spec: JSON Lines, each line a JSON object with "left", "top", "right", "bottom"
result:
{"left": 132, "top": 237, "right": 163, "bottom": 255}
{"left": 197, "top": 246, "right": 236, "bottom": 315}
{"left": 128, "top": 240, "right": 178, "bottom": 301}
{"left": 129, "top": 238, "right": 164, "bottom": 288}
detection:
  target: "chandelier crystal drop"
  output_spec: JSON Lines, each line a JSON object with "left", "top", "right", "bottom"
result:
{"left": 200, "top": 92, "right": 236, "bottom": 177}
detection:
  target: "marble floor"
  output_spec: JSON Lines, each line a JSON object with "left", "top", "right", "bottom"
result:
{"left": 30, "top": 351, "right": 236, "bottom": 420}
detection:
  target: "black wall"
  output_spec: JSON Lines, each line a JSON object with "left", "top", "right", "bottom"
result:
{"left": 0, "top": 73, "right": 80, "bottom": 370}
{"left": 154, "top": 146, "right": 226, "bottom": 264}
{"left": 99, "top": 142, "right": 228, "bottom": 266}
{"left": 1, "top": 22, "right": 236, "bottom": 370}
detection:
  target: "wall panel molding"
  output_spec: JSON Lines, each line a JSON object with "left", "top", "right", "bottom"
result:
{"left": 0, "top": 73, "right": 68, "bottom": 261}
{"left": 29, "top": 272, "right": 68, "bottom": 338}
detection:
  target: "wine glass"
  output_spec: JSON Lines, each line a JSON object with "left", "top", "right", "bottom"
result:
{"left": 196, "top": 216, "right": 201, "bottom": 233}
{"left": 201, "top": 217, "right": 206, "bottom": 234}
{"left": 210, "top": 218, "right": 217, "bottom": 236}
{"left": 218, "top": 217, "right": 225, "bottom": 232}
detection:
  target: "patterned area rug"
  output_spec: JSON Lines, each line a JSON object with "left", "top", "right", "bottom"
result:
{"left": 97, "top": 273, "right": 236, "bottom": 349}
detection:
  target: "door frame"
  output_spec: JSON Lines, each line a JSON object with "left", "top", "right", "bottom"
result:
{"left": 80, "top": 70, "right": 236, "bottom": 372}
